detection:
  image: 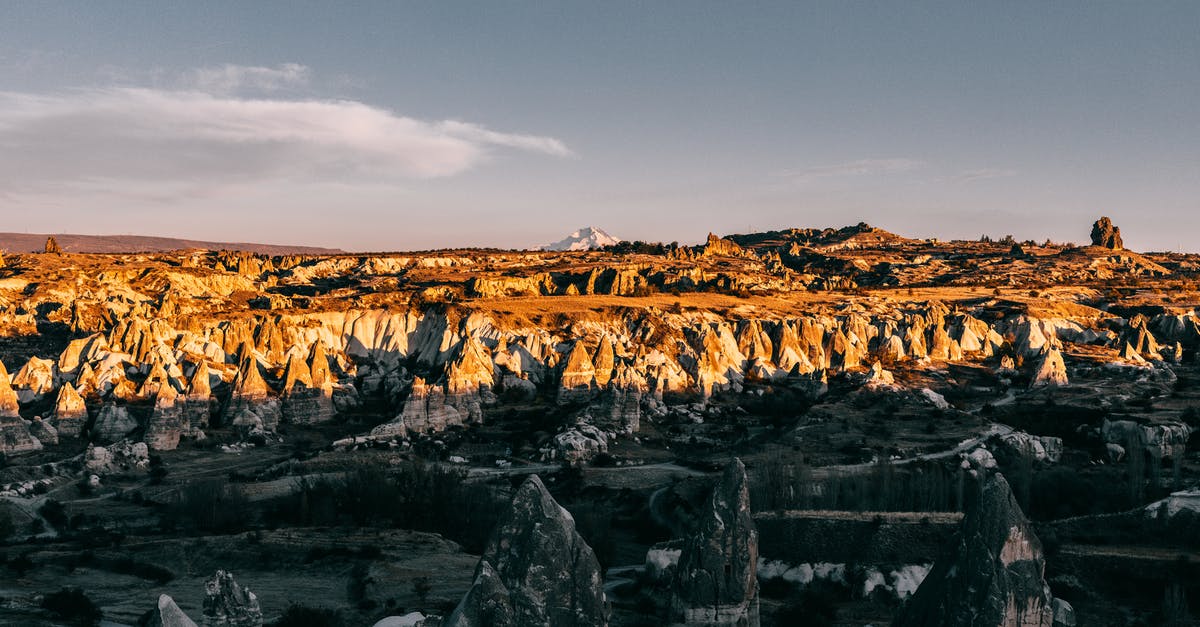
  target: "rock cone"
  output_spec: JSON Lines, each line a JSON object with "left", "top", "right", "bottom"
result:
{"left": 447, "top": 474, "right": 608, "bottom": 627}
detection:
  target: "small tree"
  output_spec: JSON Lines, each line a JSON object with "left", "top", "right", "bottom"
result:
{"left": 412, "top": 576, "right": 432, "bottom": 606}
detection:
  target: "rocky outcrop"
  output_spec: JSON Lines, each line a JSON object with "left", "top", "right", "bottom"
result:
{"left": 145, "top": 594, "right": 199, "bottom": 627}
{"left": 183, "top": 361, "right": 215, "bottom": 430}
{"left": 222, "top": 353, "right": 280, "bottom": 431}
{"left": 92, "top": 402, "right": 138, "bottom": 444}
{"left": 702, "top": 233, "right": 745, "bottom": 258}
{"left": 447, "top": 475, "right": 608, "bottom": 627}
{"left": 28, "top": 416, "right": 58, "bottom": 446}
{"left": 0, "top": 360, "right": 43, "bottom": 454}
{"left": 281, "top": 341, "right": 337, "bottom": 424}
{"left": 894, "top": 473, "right": 1069, "bottom": 627}
{"left": 12, "top": 356, "right": 55, "bottom": 402}
{"left": 202, "top": 570, "right": 262, "bottom": 627}
{"left": 0, "top": 360, "right": 20, "bottom": 418}
{"left": 0, "top": 416, "right": 43, "bottom": 455}
{"left": 671, "top": 458, "right": 759, "bottom": 626}
{"left": 1090, "top": 216, "right": 1123, "bottom": 250}
{"left": 389, "top": 377, "right": 460, "bottom": 435}
{"left": 52, "top": 382, "right": 89, "bottom": 437}
{"left": 145, "top": 386, "right": 186, "bottom": 451}
{"left": 84, "top": 440, "right": 150, "bottom": 475}
{"left": 550, "top": 424, "right": 609, "bottom": 463}
{"left": 1030, "top": 347, "right": 1068, "bottom": 388}
{"left": 559, "top": 340, "right": 597, "bottom": 404}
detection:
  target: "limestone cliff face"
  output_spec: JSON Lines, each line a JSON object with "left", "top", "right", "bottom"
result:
{"left": 672, "top": 458, "right": 759, "bottom": 627}
{"left": 447, "top": 475, "right": 608, "bottom": 627}
{"left": 894, "top": 473, "right": 1068, "bottom": 627}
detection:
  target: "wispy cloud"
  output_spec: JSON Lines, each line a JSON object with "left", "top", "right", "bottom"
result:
{"left": 0, "top": 73, "right": 572, "bottom": 204}
{"left": 185, "top": 63, "right": 312, "bottom": 94}
{"left": 954, "top": 167, "right": 1017, "bottom": 182}
{"left": 782, "top": 158, "right": 926, "bottom": 182}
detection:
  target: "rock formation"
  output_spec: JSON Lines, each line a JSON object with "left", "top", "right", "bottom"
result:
{"left": 893, "top": 473, "right": 1071, "bottom": 627}
{"left": 92, "top": 402, "right": 139, "bottom": 444}
{"left": 52, "top": 382, "right": 89, "bottom": 437}
{"left": 222, "top": 352, "right": 280, "bottom": 430}
{"left": 145, "top": 385, "right": 186, "bottom": 451}
{"left": 281, "top": 341, "right": 337, "bottom": 424}
{"left": 28, "top": 416, "right": 58, "bottom": 445}
{"left": 447, "top": 475, "right": 608, "bottom": 627}
{"left": 386, "top": 377, "right": 461, "bottom": 435}
{"left": 559, "top": 340, "right": 597, "bottom": 404}
{"left": 1030, "top": 347, "right": 1068, "bottom": 388}
{"left": 202, "top": 570, "right": 262, "bottom": 627}
{"left": 1090, "top": 216, "right": 1123, "bottom": 250}
{"left": 44, "top": 235, "right": 62, "bottom": 254}
{"left": 671, "top": 457, "right": 759, "bottom": 627}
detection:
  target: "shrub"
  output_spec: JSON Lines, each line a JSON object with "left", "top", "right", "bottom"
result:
{"left": 270, "top": 604, "right": 342, "bottom": 627}
{"left": 168, "top": 480, "right": 251, "bottom": 533}
{"left": 41, "top": 587, "right": 102, "bottom": 625}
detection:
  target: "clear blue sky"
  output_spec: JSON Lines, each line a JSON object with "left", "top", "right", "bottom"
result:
{"left": 1, "top": 2, "right": 1197, "bottom": 251}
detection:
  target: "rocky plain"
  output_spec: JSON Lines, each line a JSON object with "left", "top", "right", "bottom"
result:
{"left": 0, "top": 218, "right": 1197, "bottom": 626}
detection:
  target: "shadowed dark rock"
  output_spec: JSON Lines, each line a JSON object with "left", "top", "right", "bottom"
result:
{"left": 893, "top": 472, "right": 1072, "bottom": 627}
{"left": 447, "top": 474, "right": 608, "bottom": 627}
{"left": 671, "top": 457, "right": 760, "bottom": 626}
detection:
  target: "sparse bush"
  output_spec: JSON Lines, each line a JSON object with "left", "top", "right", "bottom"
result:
{"left": 41, "top": 587, "right": 102, "bottom": 625}
{"left": 412, "top": 576, "right": 432, "bottom": 606}
{"left": 270, "top": 604, "right": 343, "bottom": 627}
{"left": 39, "top": 500, "right": 68, "bottom": 530}
{"left": 169, "top": 480, "right": 251, "bottom": 533}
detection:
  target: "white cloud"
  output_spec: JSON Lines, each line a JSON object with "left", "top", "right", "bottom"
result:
{"left": 783, "top": 158, "right": 926, "bottom": 182}
{"left": 186, "top": 63, "right": 312, "bottom": 94}
{"left": 0, "top": 83, "right": 572, "bottom": 203}
{"left": 955, "top": 168, "right": 1017, "bottom": 182}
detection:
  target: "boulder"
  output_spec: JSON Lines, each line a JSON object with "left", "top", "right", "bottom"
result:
{"left": 447, "top": 475, "right": 608, "bottom": 627}
{"left": 671, "top": 457, "right": 759, "bottom": 626}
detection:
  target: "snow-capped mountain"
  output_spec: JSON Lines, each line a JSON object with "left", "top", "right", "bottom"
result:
{"left": 541, "top": 227, "right": 622, "bottom": 251}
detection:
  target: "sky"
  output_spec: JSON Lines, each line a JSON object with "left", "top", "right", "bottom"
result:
{"left": 0, "top": 2, "right": 1197, "bottom": 251}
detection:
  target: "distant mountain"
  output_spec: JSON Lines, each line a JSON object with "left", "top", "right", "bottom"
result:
{"left": 541, "top": 227, "right": 622, "bottom": 251}
{"left": 0, "top": 233, "right": 344, "bottom": 255}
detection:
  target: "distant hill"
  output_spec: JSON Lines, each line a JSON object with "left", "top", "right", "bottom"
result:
{"left": 0, "top": 233, "right": 344, "bottom": 255}
{"left": 541, "top": 227, "right": 622, "bottom": 251}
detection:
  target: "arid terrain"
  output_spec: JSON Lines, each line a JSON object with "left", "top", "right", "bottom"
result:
{"left": 0, "top": 219, "right": 1197, "bottom": 626}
